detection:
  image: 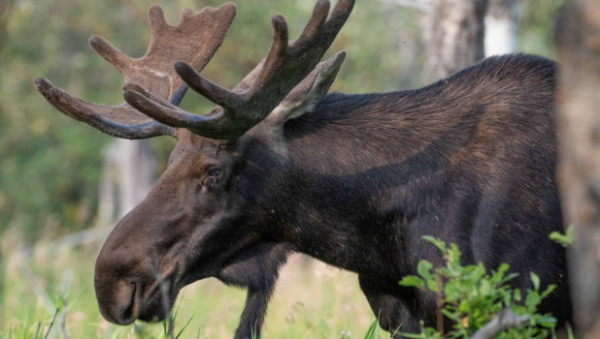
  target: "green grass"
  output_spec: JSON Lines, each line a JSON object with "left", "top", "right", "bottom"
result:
{"left": 1, "top": 228, "right": 572, "bottom": 338}
{"left": 0, "top": 228, "right": 381, "bottom": 339}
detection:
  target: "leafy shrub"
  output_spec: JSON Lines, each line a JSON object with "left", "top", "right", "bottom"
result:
{"left": 399, "top": 236, "right": 558, "bottom": 339}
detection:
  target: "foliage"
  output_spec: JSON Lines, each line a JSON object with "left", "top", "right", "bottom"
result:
{"left": 549, "top": 225, "right": 575, "bottom": 248}
{"left": 518, "top": 0, "right": 566, "bottom": 58}
{"left": 399, "top": 236, "right": 557, "bottom": 339}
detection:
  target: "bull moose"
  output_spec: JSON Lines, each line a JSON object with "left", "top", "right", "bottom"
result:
{"left": 34, "top": 0, "right": 572, "bottom": 337}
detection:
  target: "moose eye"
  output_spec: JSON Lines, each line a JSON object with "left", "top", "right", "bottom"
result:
{"left": 204, "top": 168, "right": 224, "bottom": 188}
{"left": 207, "top": 168, "right": 223, "bottom": 178}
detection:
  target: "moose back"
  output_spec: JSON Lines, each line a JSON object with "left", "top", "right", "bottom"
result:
{"left": 35, "top": 0, "right": 571, "bottom": 337}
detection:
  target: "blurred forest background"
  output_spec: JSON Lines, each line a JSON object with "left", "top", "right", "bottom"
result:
{"left": 0, "top": 0, "right": 568, "bottom": 338}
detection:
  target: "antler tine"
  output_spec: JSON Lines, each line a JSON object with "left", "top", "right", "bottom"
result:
{"left": 34, "top": 78, "right": 174, "bottom": 139}
{"left": 148, "top": 5, "right": 169, "bottom": 35}
{"left": 248, "top": 15, "right": 290, "bottom": 95}
{"left": 169, "top": 12, "right": 290, "bottom": 113}
{"left": 36, "top": 3, "right": 237, "bottom": 139}
{"left": 174, "top": 61, "right": 244, "bottom": 110}
{"left": 128, "top": 0, "right": 354, "bottom": 140}
{"left": 297, "top": 0, "right": 330, "bottom": 42}
{"left": 324, "top": 0, "right": 355, "bottom": 42}
{"left": 89, "top": 36, "right": 133, "bottom": 74}
{"left": 124, "top": 85, "right": 214, "bottom": 129}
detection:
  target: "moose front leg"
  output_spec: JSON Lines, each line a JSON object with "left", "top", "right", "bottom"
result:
{"left": 216, "top": 243, "right": 291, "bottom": 339}
{"left": 235, "top": 287, "right": 273, "bottom": 339}
{"left": 358, "top": 275, "right": 424, "bottom": 338}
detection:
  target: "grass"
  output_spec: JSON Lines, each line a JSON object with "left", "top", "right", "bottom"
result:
{"left": 0, "top": 227, "right": 384, "bottom": 339}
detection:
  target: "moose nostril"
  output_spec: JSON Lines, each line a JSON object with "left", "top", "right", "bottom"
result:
{"left": 95, "top": 278, "right": 139, "bottom": 325}
{"left": 120, "top": 283, "right": 137, "bottom": 324}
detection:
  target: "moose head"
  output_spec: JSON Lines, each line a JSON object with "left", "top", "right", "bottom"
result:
{"left": 36, "top": 0, "right": 355, "bottom": 335}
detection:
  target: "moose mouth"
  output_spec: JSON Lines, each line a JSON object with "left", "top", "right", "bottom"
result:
{"left": 101, "top": 247, "right": 244, "bottom": 325}
{"left": 137, "top": 274, "right": 182, "bottom": 323}
{"left": 111, "top": 271, "right": 183, "bottom": 325}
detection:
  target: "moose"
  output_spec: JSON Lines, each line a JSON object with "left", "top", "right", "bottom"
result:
{"left": 35, "top": 0, "right": 572, "bottom": 337}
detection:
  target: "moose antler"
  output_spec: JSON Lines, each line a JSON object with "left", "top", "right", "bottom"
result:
{"left": 124, "top": 0, "right": 355, "bottom": 140}
{"left": 34, "top": 3, "right": 237, "bottom": 139}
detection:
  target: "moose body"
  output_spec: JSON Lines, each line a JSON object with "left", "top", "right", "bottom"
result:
{"left": 273, "top": 55, "right": 571, "bottom": 332}
{"left": 35, "top": 1, "right": 571, "bottom": 337}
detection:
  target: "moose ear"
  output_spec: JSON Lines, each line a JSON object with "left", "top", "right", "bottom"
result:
{"left": 270, "top": 51, "right": 346, "bottom": 122}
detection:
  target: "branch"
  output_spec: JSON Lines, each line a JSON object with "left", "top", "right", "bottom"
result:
{"left": 470, "top": 308, "right": 530, "bottom": 339}
{"left": 58, "top": 301, "right": 70, "bottom": 339}
{"left": 43, "top": 308, "right": 59, "bottom": 339}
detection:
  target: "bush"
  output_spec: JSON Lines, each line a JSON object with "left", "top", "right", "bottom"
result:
{"left": 398, "top": 236, "right": 558, "bottom": 339}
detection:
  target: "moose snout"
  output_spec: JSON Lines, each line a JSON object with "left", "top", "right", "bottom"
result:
{"left": 94, "top": 277, "right": 139, "bottom": 325}
{"left": 94, "top": 254, "right": 178, "bottom": 325}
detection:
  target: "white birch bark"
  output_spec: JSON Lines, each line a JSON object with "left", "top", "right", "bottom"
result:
{"left": 421, "top": 0, "right": 488, "bottom": 82}
{"left": 117, "top": 139, "right": 155, "bottom": 217}
{"left": 484, "top": 0, "right": 517, "bottom": 56}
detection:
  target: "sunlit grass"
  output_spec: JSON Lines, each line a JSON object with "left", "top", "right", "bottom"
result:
{"left": 0, "top": 228, "right": 384, "bottom": 338}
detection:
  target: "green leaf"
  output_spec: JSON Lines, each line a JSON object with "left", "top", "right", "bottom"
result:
{"left": 550, "top": 225, "right": 575, "bottom": 247}
{"left": 567, "top": 323, "right": 575, "bottom": 339}
{"left": 440, "top": 309, "right": 460, "bottom": 322}
{"left": 537, "top": 315, "right": 557, "bottom": 328}
{"left": 491, "top": 263, "right": 510, "bottom": 283}
{"left": 363, "top": 318, "right": 381, "bottom": 339}
{"left": 422, "top": 236, "right": 446, "bottom": 252}
{"left": 447, "top": 244, "right": 461, "bottom": 265}
{"left": 426, "top": 277, "right": 439, "bottom": 292}
{"left": 479, "top": 279, "right": 491, "bottom": 296}
{"left": 541, "top": 284, "right": 557, "bottom": 299}
{"left": 399, "top": 276, "right": 425, "bottom": 289}
{"left": 526, "top": 291, "right": 541, "bottom": 310}
{"left": 502, "top": 272, "right": 520, "bottom": 284}
{"left": 511, "top": 304, "right": 527, "bottom": 315}
{"left": 443, "top": 281, "right": 461, "bottom": 301}
{"left": 470, "top": 263, "right": 486, "bottom": 280}
{"left": 514, "top": 289, "right": 522, "bottom": 301}
{"left": 530, "top": 272, "right": 540, "bottom": 291}
{"left": 497, "top": 263, "right": 509, "bottom": 274}
{"left": 417, "top": 260, "right": 433, "bottom": 280}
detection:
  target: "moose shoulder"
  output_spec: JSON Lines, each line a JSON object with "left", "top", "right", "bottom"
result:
{"left": 34, "top": 0, "right": 571, "bottom": 337}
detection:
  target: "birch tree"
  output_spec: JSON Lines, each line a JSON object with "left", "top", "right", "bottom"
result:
{"left": 557, "top": 0, "right": 600, "bottom": 336}
{"left": 484, "top": 0, "right": 517, "bottom": 56}
{"left": 422, "top": 0, "right": 489, "bottom": 81}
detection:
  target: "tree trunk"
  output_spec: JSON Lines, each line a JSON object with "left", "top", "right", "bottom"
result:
{"left": 421, "top": 0, "right": 488, "bottom": 82}
{"left": 97, "top": 144, "right": 118, "bottom": 226}
{"left": 117, "top": 140, "right": 155, "bottom": 217}
{"left": 557, "top": 0, "right": 600, "bottom": 336}
{"left": 484, "top": 0, "right": 517, "bottom": 56}
{"left": 97, "top": 140, "right": 156, "bottom": 224}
